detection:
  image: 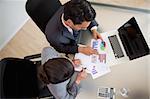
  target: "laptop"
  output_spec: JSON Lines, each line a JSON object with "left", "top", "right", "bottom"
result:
{"left": 78, "top": 17, "right": 150, "bottom": 66}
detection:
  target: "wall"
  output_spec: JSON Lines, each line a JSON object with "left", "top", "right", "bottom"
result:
{"left": 148, "top": 14, "right": 150, "bottom": 99}
{"left": 0, "top": 0, "right": 28, "bottom": 51}
{"left": 0, "top": 0, "right": 68, "bottom": 51}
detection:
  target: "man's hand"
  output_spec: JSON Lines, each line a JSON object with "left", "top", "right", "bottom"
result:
{"left": 78, "top": 46, "right": 98, "bottom": 55}
{"left": 92, "top": 29, "right": 103, "bottom": 40}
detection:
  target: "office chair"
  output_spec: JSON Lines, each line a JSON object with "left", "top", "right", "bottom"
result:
{"left": 0, "top": 55, "right": 54, "bottom": 99}
{"left": 25, "top": 0, "right": 62, "bottom": 33}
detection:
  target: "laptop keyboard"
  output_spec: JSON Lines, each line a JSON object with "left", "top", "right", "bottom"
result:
{"left": 108, "top": 35, "right": 124, "bottom": 59}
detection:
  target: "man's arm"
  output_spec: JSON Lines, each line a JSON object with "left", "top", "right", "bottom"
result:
{"left": 87, "top": 19, "right": 98, "bottom": 30}
{"left": 47, "top": 35, "right": 98, "bottom": 55}
{"left": 50, "top": 41, "right": 78, "bottom": 54}
{"left": 50, "top": 42, "right": 98, "bottom": 55}
{"left": 46, "top": 33, "right": 78, "bottom": 54}
{"left": 78, "top": 46, "right": 98, "bottom": 55}
{"left": 88, "top": 20, "right": 103, "bottom": 40}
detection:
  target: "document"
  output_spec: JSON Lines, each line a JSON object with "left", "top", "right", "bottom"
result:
{"left": 75, "top": 39, "right": 111, "bottom": 79}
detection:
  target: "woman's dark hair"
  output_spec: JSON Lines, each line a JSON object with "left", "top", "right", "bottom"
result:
{"left": 38, "top": 58, "right": 74, "bottom": 84}
{"left": 64, "top": 0, "right": 96, "bottom": 24}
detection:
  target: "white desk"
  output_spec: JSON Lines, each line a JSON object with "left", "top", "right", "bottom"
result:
{"left": 76, "top": 4, "right": 150, "bottom": 99}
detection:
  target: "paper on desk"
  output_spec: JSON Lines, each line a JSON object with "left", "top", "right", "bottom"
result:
{"left": 75, "top": 39, "right": 111, "bottom": 79}
{"left": 89, "top": 62, "right": 110, "bottom": 79}
{"left": 75, "top": 53, "right": 110, "bottom": 79}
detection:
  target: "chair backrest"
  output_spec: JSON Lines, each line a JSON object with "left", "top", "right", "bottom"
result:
{"left": 24, "top": 53, "right": 55, "bottom": 98}
{"left": 25, "top": 0, "right": 62, "bottom": 33}
{"left": 0, "top": 58, "right": 38, "bottom": 98}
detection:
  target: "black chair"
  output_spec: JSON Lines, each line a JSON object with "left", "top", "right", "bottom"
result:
{"left": 0, "top": 58, "right": 38, "bottom": 98}
{"left": 0, "top": 55, "right": 54, "bottom": 99}
{"left": 25, "top": 0, "right": 62, "bottom": 33}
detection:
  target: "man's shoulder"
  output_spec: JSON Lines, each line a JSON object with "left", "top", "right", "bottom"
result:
{"left": 45, "top": 6, "right": 64, "bottom": 33}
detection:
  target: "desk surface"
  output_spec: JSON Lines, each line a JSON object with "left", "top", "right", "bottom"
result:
{"left": 76, "top": 4, "right": 150, "bottom": 99}
{"left": 88, "top": 0, "right": 150, "bottom": 11}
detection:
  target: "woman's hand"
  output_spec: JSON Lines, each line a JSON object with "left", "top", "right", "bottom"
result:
{"left": 72, "top": 59, "right": 82, "bottom": 71}
{"left": 72, "top": 59, "right": 81, "bottom": 66}
{"left": 75, "top": 69, "right": 87, "bottom": 84}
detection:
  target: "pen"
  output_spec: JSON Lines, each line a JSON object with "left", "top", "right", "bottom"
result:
{"left": 80, "top": 67, "right": 86, "bottom": 72}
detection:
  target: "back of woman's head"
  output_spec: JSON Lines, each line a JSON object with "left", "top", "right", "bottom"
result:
{"left": 64, "top": 0, "right": 96, "bottom": 24}
{"left": 39, "top": 58, "right": 74, "bottom": 84}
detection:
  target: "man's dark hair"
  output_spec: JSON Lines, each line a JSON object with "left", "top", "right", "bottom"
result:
{"left": 38, "top": 58, "right": 74, "bottom": 84}
{"left": 64, "top": 0, "right": 96, "bottom": 24}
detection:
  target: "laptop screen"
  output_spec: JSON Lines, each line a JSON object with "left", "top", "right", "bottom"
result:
{"left": 118, "top": 17, "right": 149, "bottom": 60}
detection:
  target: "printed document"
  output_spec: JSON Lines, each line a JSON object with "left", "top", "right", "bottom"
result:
{"left": 75, "top": 39, "right": 111, "bottom": 79}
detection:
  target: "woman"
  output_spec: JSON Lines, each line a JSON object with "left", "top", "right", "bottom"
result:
{"left": 38, "top": 47, "right": 87, "bottom": 99}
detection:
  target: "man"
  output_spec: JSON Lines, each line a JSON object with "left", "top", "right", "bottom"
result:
{"left": 45, "top": 0, "right": 102, "bottom": 55}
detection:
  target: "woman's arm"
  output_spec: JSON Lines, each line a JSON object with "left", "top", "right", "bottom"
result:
{"left": 47, "top": 79, "right": 79, "bottom": 99}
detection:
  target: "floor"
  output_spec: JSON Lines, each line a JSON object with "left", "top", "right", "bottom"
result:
{"left": 0, "top": 1, "right": 28, "bottom": 50}
{"left": 89, "top": 0, "right": 150, "bottom": 10}
{"left": 0, "top": 19, "right": 49, "bottom": 59}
